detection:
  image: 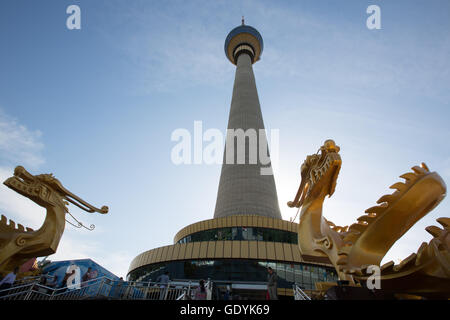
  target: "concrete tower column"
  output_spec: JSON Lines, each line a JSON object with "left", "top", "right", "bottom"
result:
{"left": 214, "top": 23, "right": 282, "bottom": 219}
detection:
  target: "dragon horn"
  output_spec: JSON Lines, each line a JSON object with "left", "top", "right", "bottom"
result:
{"left": 61, "top": 189, "right": 109, "bottom": 214}
{"left": 288, "top": 172, "right": 308, "bottom": 208}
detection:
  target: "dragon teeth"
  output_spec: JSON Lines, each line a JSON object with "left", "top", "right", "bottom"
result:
{"left": 412, "top": 166, "right": 427, "bottom": 175}
{"left": 364, "top": 203, "right": 387, "bottom": 215}
{"left": 349, "top": 223, "right": 367, "bottom": 233}
{"left": 421, "top": 162, "right": 430, "bottom": 172}
{"left": 425, "top": 225, "right": 443, "bottom": 237}
{"left": 437, "top": 217, "right": 450, "bottom": 229}
{"left": 393, "top": 253, "right": 417, "bottom": 271}
{"left": 380, "top": 261, "right": 395, "bottom": 273}
{"left": 389, "top": 182, "right": 406, "bottom": 191}
{"left": 400, "top": 172, "right": 417, "bottom": 182}
{"left": 357, "top": 215, "right": 376, "bottom": 223}
{"left": 376, "top": 194, "right": 394, "bottom": 204}
{"left": 416, "top": 242, "right": 428, "bottom": 263}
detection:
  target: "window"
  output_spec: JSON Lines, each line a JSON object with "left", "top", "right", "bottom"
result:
{"left": 129, "top": 259, "right": 334, "bottom": 291}
{"left": 177, "top": 228, "right": 298, "bottom": 245}
{"left": 285, "top": 264, "right": 295, "bottom": 282}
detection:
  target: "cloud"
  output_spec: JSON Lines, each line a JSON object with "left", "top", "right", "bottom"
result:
{"left": 95, "top": 0, "right": 449, "bottom": 103}
{"left": 95, "top": 250, "right": 135, "bottom": 278}
{"left": 47, "top": 234, "right": 100, "bottom": 262}
{"left": 94, "top": 1, "right": 233, "bottom": 93}
{"left": 0, "top": 108, "right": 47, "bottom": 228}
{"left": 0, "top": 109, "right": 45, "bottom": 169}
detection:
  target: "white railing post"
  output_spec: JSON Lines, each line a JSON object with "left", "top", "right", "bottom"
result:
{"left": 293, "top": 283, "right": 311, "bottom": 300}
{"left": 163, "top": 282, "right": 170, "bottom": 300}
{"left": 206, "top": 279, "right": 212, "bottom": 300}
{"left": 24, "top": 284, "right": 34, "bottom": 300}
{"left": 145, "top": 280, "right": 151, "bottom": 300}
{"left": 97, "top": 278, "right": 104, "bottom": 298}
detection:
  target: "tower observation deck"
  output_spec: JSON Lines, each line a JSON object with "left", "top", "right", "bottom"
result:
{"left": 214, "top": 21, "right": 282, "bottom": 219}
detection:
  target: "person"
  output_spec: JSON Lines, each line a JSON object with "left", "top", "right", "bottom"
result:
{"left": 46, "top": 275, "right": 59, "bottom": 288}
{"left": 36, "top": 276, "right": 50, "bottom": 294}
{"left": 156, "top": 271, "right": 170, "bottom": 300}
{"left": 223, "top": 285, "right": 231, "bottom": 301}
{"left": 59, "top": 270, "right": 75, "bottom": 293}
{"left": 121, "top": 279, "right": 132, "bottom": 299}
{"left": 194, "top": 280, "right": 207, "bottom": 300}
{"left": 81, "top": 267, "right": 97, "bottom": 287}
{"left": 113, "top": 277, "right": 125, "bottom": 299}
{"left": 267, "top": 267, "right": 278, "bottom": 300}
{"left": 0, "top": 267, "right": 19, "bottom": 296}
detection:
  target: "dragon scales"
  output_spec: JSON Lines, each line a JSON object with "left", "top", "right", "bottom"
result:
{"left": 288, "top": 140, "right": 449, "bottom": 298}
{"left": 0, "top": 166, "right": 108, "bottom": 275}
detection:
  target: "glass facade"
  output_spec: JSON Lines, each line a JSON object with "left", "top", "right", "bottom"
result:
{"left": 177, "top": 227, "right": 297, "bottom": 245}
{"left": 128, "top": 259, "right": 338, "bottom": 291}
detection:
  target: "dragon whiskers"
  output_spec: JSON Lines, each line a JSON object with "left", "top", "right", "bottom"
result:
{"left": 65, "top": 211, "right": 95, "bottom": 231}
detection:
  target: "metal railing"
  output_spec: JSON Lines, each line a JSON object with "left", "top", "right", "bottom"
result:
{"left": 293, "top": 284, "right": 311, "bottom": 300}
{"left": 0, "top": 277, "right": 207, "bottom": 301}
{"left": 14, "top": 274, "right": 56, "bottom": 286}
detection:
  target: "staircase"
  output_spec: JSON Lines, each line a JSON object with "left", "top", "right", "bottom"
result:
{"left": 293, "top": 284, "right": 311, "bottom": 300}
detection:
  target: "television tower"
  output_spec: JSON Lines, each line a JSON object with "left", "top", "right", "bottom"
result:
{"left": 214, "top": 21, "right": 282, "bottom": 219}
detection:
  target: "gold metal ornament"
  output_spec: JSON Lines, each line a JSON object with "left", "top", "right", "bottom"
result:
{"left": 288, "top": 140, "right": 449, "bottom": 298}
{"left": 0, "top": 166, "right": 108, "bottom": 275}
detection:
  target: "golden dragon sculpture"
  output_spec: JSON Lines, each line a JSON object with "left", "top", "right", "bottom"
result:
{"left": 288, "top": 140, "right": 449, "bottom": 298}
{"left": 0, "top": 166, "right": 108, "bottom": 275}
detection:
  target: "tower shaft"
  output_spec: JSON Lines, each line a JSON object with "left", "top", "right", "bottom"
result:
{"left": 214, "top": 53, "right": 281, "bottom": 219}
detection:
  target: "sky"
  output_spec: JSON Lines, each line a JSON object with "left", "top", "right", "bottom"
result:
{"left": 0, "top": 0, "right": 449, "bottom": 278}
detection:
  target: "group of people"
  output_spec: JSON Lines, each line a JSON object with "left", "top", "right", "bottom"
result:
{"left": 155, "top": 271, "right": 208, "bottom": 300}
{"left": 0, "top": 265, "right": 99, "bottom": 293}
{"left": 1, "top": 265, "right": 279, "bottom": 300}
{"left": 58, "top": 267, "right": 98, "bottom": 291}
{"left": 0, "top": 267, "right": 59, "bottom": 296}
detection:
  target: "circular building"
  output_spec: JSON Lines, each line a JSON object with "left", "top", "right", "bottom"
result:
{"left": 128, "top": 215, "right": 338, "bottom": 299}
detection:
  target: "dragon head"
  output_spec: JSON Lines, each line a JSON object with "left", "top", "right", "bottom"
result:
{"left": 288, "top": 140, "right": 342, "bottom": 208}
{"left": 3, "top": 166, "right": 109, "bottom": 215}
